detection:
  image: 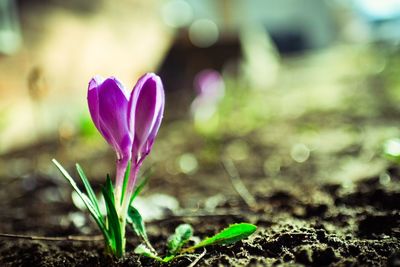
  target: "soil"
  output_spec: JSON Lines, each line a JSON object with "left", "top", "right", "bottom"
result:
{"left": 0, "top": 164, "right": 399, "bottom": 267}
{"left": 1, "top": 47, "right": 400, "bottom": 266}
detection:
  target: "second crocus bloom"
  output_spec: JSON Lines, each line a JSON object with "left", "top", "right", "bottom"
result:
{"left": 87, "top": 73, "right": 164, "bottom": 206}
{"left": 129, "top": 73, "right": 165, "bottom": 165}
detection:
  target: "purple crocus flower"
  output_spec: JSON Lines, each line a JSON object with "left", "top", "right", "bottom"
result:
{"left": 191, "top": 69, "right": 224, "bottom": 120}
{"left": 88, "top": 76, "right": 133, "bottom": 160}
{"left": 129, "top": 74, "right": 165, "bottom": 165}
{"left": 87, "top": 73, "right": 164, "bottom": 206}
{"left": 125, "top": 74, "right": 164, "bottom": 207}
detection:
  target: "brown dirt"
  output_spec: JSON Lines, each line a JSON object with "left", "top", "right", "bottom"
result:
{"left": 0, "top": 160, "right": 398, "bottom": 266}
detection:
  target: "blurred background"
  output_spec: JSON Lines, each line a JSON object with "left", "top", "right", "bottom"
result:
{"left": 1, "top": 0, "right": 400, "bottom": 212}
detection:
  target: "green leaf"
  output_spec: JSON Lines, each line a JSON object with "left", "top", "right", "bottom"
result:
{"left": 105, "top": 175, "right": 115, "bottom": 205}
{"left": 129, "top": 173, "right": 150, "bottom": 206}
{"left": 52, "top": 159, "right": 110, "bottom": 242}
{"left": 167, "top": 224, "right": 193, "bottom": 256}
{"left": 186, "top": 223, "right": 256, "bottom": 251}
{"left": 127, "top": 206, "right": 148, "bottom": 240}
{"left": 76, "top": 163, "right": 101, "bottom": 217}
{"left": 120, "top": 161, "right": 131, "bottom": 205}
{"left": 134, "top": 244, "right": 163, "bottom": 262}
{"left": 102, "top": 176, "right": 123, "bottom": 257}
{"left": 162, "top": 255, "right": 175, "bottom": 263}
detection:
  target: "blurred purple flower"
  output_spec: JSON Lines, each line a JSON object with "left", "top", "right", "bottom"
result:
{"left": 87, "top": 73, "right": 164, "bottom": 202}
{"left": 194, "top": 69, "right": 224, "bottom": 103}
{"left": 191, "top": 69, "right": 224, "bottom": 119}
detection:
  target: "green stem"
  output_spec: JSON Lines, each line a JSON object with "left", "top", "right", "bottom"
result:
{"left": 120, "top": 165, "right": 140, "bottom": 224}
{"left": 115, "top": 157, "right": 129, "bottom": 206}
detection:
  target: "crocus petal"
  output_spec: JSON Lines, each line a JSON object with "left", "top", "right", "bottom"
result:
{"left": 143, "top": 88, "right": 164, "bottom": 155}
{"left": 128, "top": 73, "right": 164, "bottom": 160}
{"left": 87, "top": 77, "right": 132, "bottom": 160}
{"left": 87, "top": 75, "right": 105, "bottom": 133}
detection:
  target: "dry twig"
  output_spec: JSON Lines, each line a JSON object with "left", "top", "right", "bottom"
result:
{"left": 188, "top": 248, "right": 207, "bottom": 267}
{"left": 0, "top": 233, "right": 103, "bottom": 242}
{"left": 222, "top": 158, "right": 256, "bottom": 208}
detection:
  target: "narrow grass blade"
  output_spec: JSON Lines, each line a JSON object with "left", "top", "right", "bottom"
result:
{"left": 129, "top": 174, "right": 150, "bottom": 206}
{"left": 120, "top": 161, "right": 131, "bottom": 205}
{"left": 76, "top": 163, "right": 101, "bottom": 216}
{"left": 102, "top": 176, "right": 123, "bottom": 257}
{"left": 102, "top": 186, "right": 116, "bottom": 253}
{"left": 52, "top": 159, "right": 110, "bottom": 245}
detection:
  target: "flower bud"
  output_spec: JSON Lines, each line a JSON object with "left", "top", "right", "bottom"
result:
{"left": 128, "top": 73, "right": 165, "bottom": 164}
{"left": 87, "top": 76, "right": 133, "bottom": 161}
